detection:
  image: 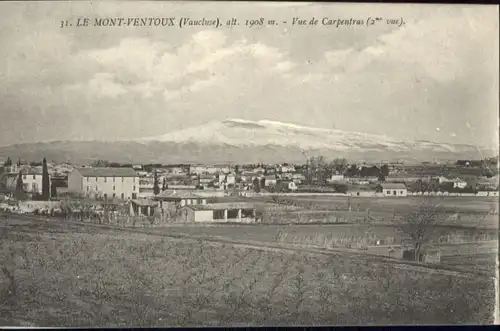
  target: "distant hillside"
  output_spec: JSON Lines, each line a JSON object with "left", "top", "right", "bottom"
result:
{"left": 0, "top": 119, "right": 495, "bottom": 164}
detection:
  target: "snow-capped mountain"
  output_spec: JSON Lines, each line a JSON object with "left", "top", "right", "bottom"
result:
{"left": 0, "top": 119, "right": 493, "bottom": 164}
{"left": 139, "top": 119, "right": 466, "bottom": 153}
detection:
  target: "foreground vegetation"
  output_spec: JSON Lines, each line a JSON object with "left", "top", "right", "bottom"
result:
{"left": 0, "top": 217, "right": 495, "bottom": 326}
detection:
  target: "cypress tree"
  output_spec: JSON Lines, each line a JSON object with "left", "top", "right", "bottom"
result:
{"left": 153, "top": 170, "right": 160, "bottom": 195}
{"left": 15, "top": 171, "right": 25, "bottom": 200}
{"left": 42, "top": 158, "right": 50, "bottom": 200}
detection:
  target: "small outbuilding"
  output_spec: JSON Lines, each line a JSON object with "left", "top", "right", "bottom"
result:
{"left": 129, "top": 199, "right": 157, "bottom": 217}
{"left": 184, "top": 202, "right": 257, "bottom": 223}
{"left": 155, "top": 190, "right": 208, "bottom": 207}
{"left": 376, "top": 183, "right": 408, "bottom": 197}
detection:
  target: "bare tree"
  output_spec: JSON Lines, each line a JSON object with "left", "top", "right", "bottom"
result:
{"left": 393, "top": 196, "right": 444, "bottom": 261}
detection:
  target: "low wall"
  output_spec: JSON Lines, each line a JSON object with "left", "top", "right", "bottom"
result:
{"left": 409, "top": 192, "right": 499, "bottom": 197}
{"left": 19, "top": 201, "right": 61, "bottom": 211}
{"left": 241, "top": 192, "right": 498, "bottom": 198}
{"left": 242, "top": 192, "right": 348, "bottom": 197}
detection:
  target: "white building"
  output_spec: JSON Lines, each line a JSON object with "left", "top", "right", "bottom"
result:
{"left": 329, "top": 174, "right": 345, "bottom": 182}
{"left": 253, "top": 167, "right": 266, "bottom": 174}
{"left": 277, "top": 180, "right": 298, "bottom": 191}
{"left": 225, "top": 174, "right": 236, "bottom": 185}
{"left": 183, "top": 202, "right": 257, "bottom": 223}
{"left": 292, "top": 173, "right": 306, "bottom": 184}
{"left": 434, "top": 176, "right": 451, "bottom": 185}
{"left": 280, "top": 165, "right": 296, "bottom": 173}
{"left": 376, "top": 183, "right": 408, "bottom": 197}
{"left": 68, "top": 167, "right": 139, "bottom": 200}
{"left": 452, "top": 178, "right": 467, "bottom": 189}
{"left": 4, "top": 170, "right": 48, "bottom": 195}
{"left": 263, "top": 175, "right": 277, "bottom": 187}
{"left": 21, "top": 171, "right": 47, "bottom": 195}
{"left": 189, "top": 165, "right": 208, "bottom": 175}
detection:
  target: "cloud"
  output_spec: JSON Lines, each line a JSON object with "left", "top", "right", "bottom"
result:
{"left": 64, "top": 72, "right": 128, "bottom": 99}
{"left": 163, "top": 76, "right": 219, "bottom": 101}
{"left": 74, "top": 30, "right": 293, "bottom": 101}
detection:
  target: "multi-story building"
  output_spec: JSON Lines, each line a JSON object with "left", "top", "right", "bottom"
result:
{"left": 8, "top": 171, "right": 47, "bottom": 195}
{"left": 68, "top": 167, "right": 139, "bottom": 200}
{"left": 2, "top": 166, "right": 49, "bottom": 196}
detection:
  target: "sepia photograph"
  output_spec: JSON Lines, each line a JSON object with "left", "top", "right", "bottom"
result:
{"left": 0, "top": 1, "right": 499, "bottom": 327}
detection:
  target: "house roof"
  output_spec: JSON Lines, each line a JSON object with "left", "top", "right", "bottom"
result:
{"left": 156, "top": 190, "right": 202, "bottom": 199}
{"left": 379, "top": 183, "right": 407, "bottom": 189}
{"left": 241, "top": 172, "right": 258, "bottom": 176}
{"left": 130, "top": 199, "right": 157, "bottom": 207}
{"left": 4, "top": 168, "right": 43, "bottom": 176}
{"left": 75, "top": 167, "right": 137, "bottom": 177}
{"left": 187, "top": 202, "right": 256, "bottom": 211}
{"left": 199, "top": 175, "right": 216, "bottom": 180}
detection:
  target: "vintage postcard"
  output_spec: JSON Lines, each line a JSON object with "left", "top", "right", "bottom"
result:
{"left": 0, "top": 1, "right": 498, "bottom": 327}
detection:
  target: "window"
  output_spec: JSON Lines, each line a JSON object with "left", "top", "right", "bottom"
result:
{"left": 393, "top": 190, "right": 397, "bottom": 195}
{"left": 32, "top": 174, "right": 36, "bottom": 179}
{"left": 121, "top": 193, "right": 124, "bottom": 200}
{"left": 113, "top": 176, "right": 115, "bottom": 182}
{"left": 213, "top": 210, "right": 225, "bottom": 220}
{"left": 133, "top": 186, "right": 136, "bottom": 191}
{"left": 95, "top": 177, "right": 98, "bottom": 182}
{"left": 400, "top": 191, "right": 403, "bottom": 194}
{"left": 227, "top": 209, "right": 238, "bottom": 219}
{"left": 32, "top": 183, "right": 36, "bottom": 191}
{"left": 104, "top": 177, "right": 107, "bottom": 183}
{"left": 87, "top": 186, "right": 89, "bottom": 192}
{"left": 86, "top": 177, "right": 89, "bottom": 181}
{"left": 23, "top": 175, "right": 27, "bottom": 180}
{"left": 113, "top": 185, "right": 115, "bottom": 191}
{"left": 113, "top": 193, "right": 116, "bottom": 199}
{"left": 104, "top": 193, "right": 108, "bottom": 200}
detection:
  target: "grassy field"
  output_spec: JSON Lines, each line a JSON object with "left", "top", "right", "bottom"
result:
{"left": 440, "top": 253, "right": 497, "bottom": 274}
{"left": 214, "top": 195, "right": 499, "bottom": 227}
{"left": 231, "top": 195, "right": 499, "bottom": 214}
{"left": 0, "top": 215, "right": 496, "bottom": 326}
{"left": 162, "top": 223, "right": 497, "bottom": 246}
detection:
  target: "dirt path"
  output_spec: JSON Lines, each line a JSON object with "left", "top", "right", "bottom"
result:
{"left": 1, "top": 212, "right": 495, "bottom": 279}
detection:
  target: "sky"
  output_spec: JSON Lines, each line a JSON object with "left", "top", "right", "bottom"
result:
{"left": 0, "top": 2, "right": 498, "bottom": 150}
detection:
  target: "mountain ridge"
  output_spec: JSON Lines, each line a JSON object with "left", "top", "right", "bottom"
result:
{"left": 0, "top": 119, "right": 495, "bottom": 164}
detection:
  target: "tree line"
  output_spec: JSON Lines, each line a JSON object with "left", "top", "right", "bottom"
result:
{"left": 305, "top": 156, "right": 390, "bottom": 185}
